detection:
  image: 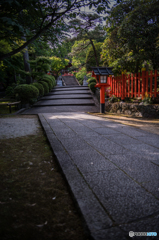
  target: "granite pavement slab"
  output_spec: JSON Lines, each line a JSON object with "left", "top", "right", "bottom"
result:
{"left": 38, "top": 112, "right": 159, "bottom": 240}
{"left": 82, "top": 170, "right": 159, "bottom": 224}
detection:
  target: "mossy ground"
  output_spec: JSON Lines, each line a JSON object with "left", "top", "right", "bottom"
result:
{"left": 0, "top": 121, "right": 88, "bottom": 240}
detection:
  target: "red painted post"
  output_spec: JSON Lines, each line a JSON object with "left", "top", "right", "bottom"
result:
{"left": 112, "top": 77, "right": 114, "bottom": 95}
{"left": 125, "top": 75, "right": 127, "bottom": 98}
{"left": 115, "top": 79, "right": 117, "bottom": 96}
{"left": 117, "top": 78, "right": 119, "bottom": 97}
{"left": 128, "top": 74, "right": 130, "bottom": 98}
{"left": 150, "top": 70, "right": 153, "bottom": 97}
{"left": 134, "top": 73, "right": 137, "bottom": 98}
{"left": 100, "top": 86, "right": 105, "bottom": 113}
{"left": 142, "top": 69, "right": 146, "bottom": 99}
{"left": 154, "top": 70, "right": 157, "bottom": 98}
{"left": 131, "top": 73, "right": 133, "bottom": 98}
{"left": 121, "top": 73, "right": 125, "bottom": 100}
{"left": 138, "top": 72, "right": 140, "bottom": 98}
{"left": 110, "top": 76, "right": 112, "bottom": 96}
{"left": 146, "top": 70, "right": 148, "bottom": 95}
{"left": 120, "top": 76, "right": 122, "bottom": 99}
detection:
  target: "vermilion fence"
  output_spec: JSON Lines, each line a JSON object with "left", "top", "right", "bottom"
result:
{"left": 106, "top": 70, "right": 159, "bottom": 100}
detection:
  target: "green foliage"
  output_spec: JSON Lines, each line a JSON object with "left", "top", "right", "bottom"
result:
{"left": 43, "top": 74, "right": 56, "bottom": 87}
{"left": 32, "top": 83, "right": 44, "bottom": 96}
{"left": 50, "top": 56, "right": 69, "bottom": 76}
{"left": 28, "top": 56, "right": 51, "bottom": 80}
{"left": 14, "top": 84, "right": 39, "bottom": 104}
{"left": 5, "top": 86, "right": 15, "bottom": 98}
{"left": 38, "top": 81, "right": 49, "bottom": 95}
{"left": 87, "top": 77, "right": 97, "bottom": 85}
{"left": 86, "top": 42, "right": 103, "bottom": 70}
{"left": 69, "top": 15, "right": 106, "bottom": 68}
{"left": 76, "top": 67, "right": 87, "bottom": 85}
{"left": 70, "top": 40, "right": 90, "bottom": 68}
{"left": 102, "top": 0, "right": 159, "bottom": 74}
{"left": 40, "top": 78, "right": 52, "bottom": 91}
{"left": 0, "top": 0, "right": 111, "bottom": 61}
{"left": 88, "top": 82, "right": 96, "bottom": 93}
{"left": 142, "top": 92, "right": 153, "bottom": 105}
{"left": 86, "top": 72, "right": 92, "bottom": 79}
{"left": 108, "top": 95, "right": 120, "bottom": 103}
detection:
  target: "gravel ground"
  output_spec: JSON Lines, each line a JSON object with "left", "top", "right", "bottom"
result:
{"left": 0, "top": 116, "right": 40, "bottom": 139}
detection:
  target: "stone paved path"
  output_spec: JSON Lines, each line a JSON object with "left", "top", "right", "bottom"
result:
{"left": 39, "top": 112, "right": 159, "bottom": 240}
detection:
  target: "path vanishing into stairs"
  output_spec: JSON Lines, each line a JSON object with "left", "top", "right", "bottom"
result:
{"left": 21, "top": 78, "right": 159, "bottom": 239}
{"left": 22, "top": 85, "right": 98, "bottom": 114}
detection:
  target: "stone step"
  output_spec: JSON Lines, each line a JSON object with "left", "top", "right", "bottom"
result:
{"left": 49, "top": 90, "right": 90, "bottom": 95}
{"left": 34, "top": 99, "right": 95, "bottom": 107}
{"left": 62, "top": 76, "right": 79, "bottom": 85}
{"left": 22, "top": 105, "right": 98, "bottom": 114}
{"left": 52, "top": 87, "right": 89, "bottom": 91}
{"left": 41, "top": 94, "right": 93, "bottom": 100}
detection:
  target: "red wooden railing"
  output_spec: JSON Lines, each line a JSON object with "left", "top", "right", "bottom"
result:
{"left": 106, "top": 70, "right": 159, "bottom": 99}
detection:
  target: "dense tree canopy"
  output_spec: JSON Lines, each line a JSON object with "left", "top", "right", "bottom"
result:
{"left": 0, "top": 0, "right": 110, "bottom": 60}
{"left": 101, "top": 0, "right": 159, "bottom": 74}
{"left": 69, "top": 13, "right": 105, "bottom": 68}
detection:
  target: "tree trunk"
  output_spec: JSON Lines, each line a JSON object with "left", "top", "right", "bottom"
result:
{"left": 22, "top": 37, "right": 32, "bottom": 84}
{"left": 90, "top": 39, "right": 99, "bottom": 66}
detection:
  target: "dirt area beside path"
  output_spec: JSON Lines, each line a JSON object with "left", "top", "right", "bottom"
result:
{"left": 0, "top": 116, "right": 88, "bottom": 240}
{"left": 90, "top": 113, "right": 159, "bottom": 135}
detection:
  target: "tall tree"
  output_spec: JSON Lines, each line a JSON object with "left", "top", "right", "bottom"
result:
{"left": 0, "top": 0, "right": 111, "bottom": 61}
{"left": 102, "top": 0, "right": 159, "bottom": 73}
{"left": 69, "top": 13, "right": 106, "bottom": 67}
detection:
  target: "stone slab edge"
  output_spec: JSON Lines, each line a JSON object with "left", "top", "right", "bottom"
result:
{"left": 38, "top": 113, "right": 126, "bottom": 240}
{"left": 89, "top": 89, "right": 100, "bottom": 110}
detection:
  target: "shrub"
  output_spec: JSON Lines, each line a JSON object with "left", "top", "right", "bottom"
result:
{"left": 32, "top": 82, "right": 44, "bottom": 96}
{"left": 87, "top": 77, "right": 96, "bottom": 85}
{"left": 43, "top": 74, "right": 56, "bottom": 87}
{"left": 86, "top": 72, "right": 92, "bottom": 79}
{"left": 89, "top": 82, "right": 96, "bottom": 93}
{"left": 39, "top": 81, "right": 49, "bottom": 94}
{"left": 40, "top": 78, "right": 52, "bottom": 90}
{"left": 108, "top": 95, "right": 120, "bottom": 103}
{"left": 14, "top": 84, "right": 39, "bottom": 103}
{"left": 76, "top": 67, "right": 87, "bottom": 85}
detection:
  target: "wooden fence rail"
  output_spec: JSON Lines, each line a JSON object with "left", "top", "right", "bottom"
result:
{"left": 106, "top": 70, "right": 159, "bottom": 100}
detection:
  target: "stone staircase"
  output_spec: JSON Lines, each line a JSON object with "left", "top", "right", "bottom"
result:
{"left": 62, "top": 76, "right": 79, "bottom": 86}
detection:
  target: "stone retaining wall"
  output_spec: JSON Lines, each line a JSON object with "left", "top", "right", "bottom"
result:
{"left": 105, "top": 102, "right": 159, "bottom": 118}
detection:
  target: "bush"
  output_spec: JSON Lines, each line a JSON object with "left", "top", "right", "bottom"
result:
{"left": 32, "top": 82, "right": 44, "bottom": 96}
{"left": 14, "top": 84, "right": 39, "bottom": 103}
{"left": 39, "top": 81, "right": 49, "bottom": 94}
{"left": 43, "top": 74, "right": 56, "bottom": 87}
{"left": 86, "top": 72, "right": 92, "bottom": 79}
{"left": 40, "top": 78, "right": 52, "bottom": 90}
{"left": 87, "top": 77, "right": 96, "bottom": 85}
{"left": 108, "top": 95, "right": 120, "bottom": 103}
{"left": 89, "top": 82, "right": 96, "bottom": 93}
{"left": 76, "top": 67, "right": 87, "bottom": 85}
